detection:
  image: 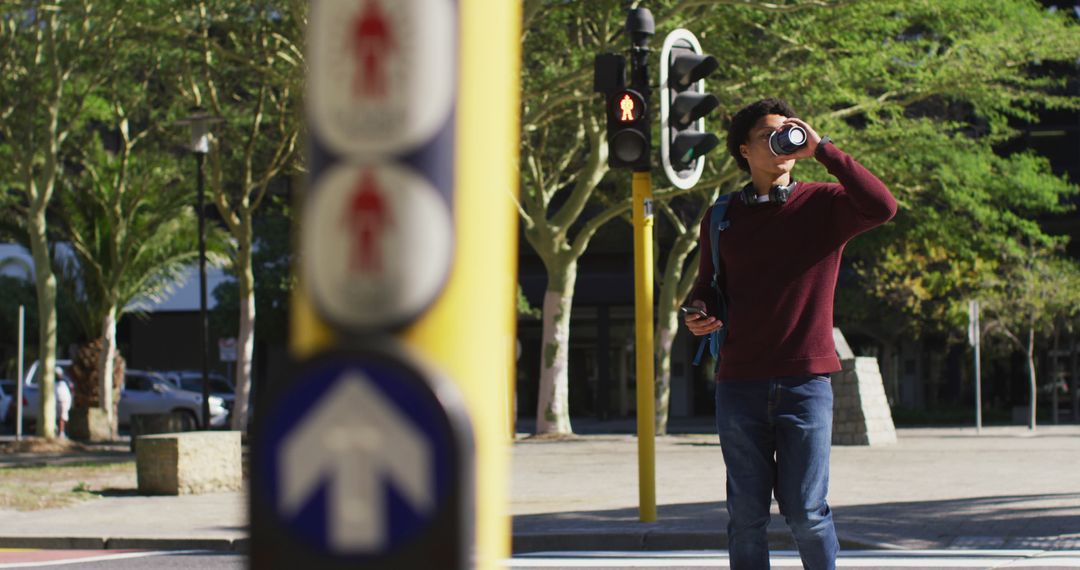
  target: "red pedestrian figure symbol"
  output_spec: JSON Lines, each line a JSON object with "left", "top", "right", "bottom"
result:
{"left": 349, "top": 0, "right": 395, "bottom": 98}
{"left": 620, "top": 94, "right": 635, "bottom": 121}
{"left": 343, "top": 170, "right": 391, "bottom": 274}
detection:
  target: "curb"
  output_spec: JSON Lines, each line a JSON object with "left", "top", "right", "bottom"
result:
{"left": 0, "top": 531, "right": 886, "bottom": 554}
{"left": 512, "top": 531, "right": 890, "bottom": 554}
{"left": 0, "top": 536, "right": 247, "bottom": 552}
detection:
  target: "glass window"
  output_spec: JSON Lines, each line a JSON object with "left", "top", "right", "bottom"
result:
{"left": 125, "top": 375, "right": 152, "bottom": 392}
{"left": 180, "top": 377, "right": 233, "bottom": 394}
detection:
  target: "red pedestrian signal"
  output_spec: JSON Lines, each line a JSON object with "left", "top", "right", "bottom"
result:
{"left": 605, "top": 89, "right": 649, "bottom": 169}
{"left": 594, "top": 51, "right": 650, "bottom": 171}
{"left": 619, "top": 93, "right": 639, "bottom": 122}
{"left": 613, "top": 90, "right": 644, "bottom": 123}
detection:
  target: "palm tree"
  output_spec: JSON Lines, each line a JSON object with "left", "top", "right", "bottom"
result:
{"left": 56, "top": 140, "right": 224, "bottom": 438}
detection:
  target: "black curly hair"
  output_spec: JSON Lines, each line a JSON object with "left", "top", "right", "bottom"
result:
{"left": 726, "top": 98, "right": 798, "bottom": 173}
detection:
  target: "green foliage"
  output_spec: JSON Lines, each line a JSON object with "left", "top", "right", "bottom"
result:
{"left": 55, "top": 141, "right": 225, "bottom": 340}
{"left": 210, "top": 197, "right": 293, "bottom": 344}
{"left": 672, "top": 0, "right": 1080, "bottom": 341}
{"left": 522, "top": 2, "right": 1080, "bottom": 431}
{"left": 172, "top": 0, "right": 305, "bottom": 207}
{"left": 981, "top": 245, "right": 1080, "bottom": 346}
{"left": 725, "top": 2, "right": 1079, "bottom": 341}
{"left": 518, "top": 286, "right": 542, "bottom": 320}
{"left": 838, "top": 119, "right": 1077, "bottom": 338}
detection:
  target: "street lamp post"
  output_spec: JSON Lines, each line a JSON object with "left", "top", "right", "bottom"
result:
{"left": 179, "top": 110, "right": 221, "bottom": 430}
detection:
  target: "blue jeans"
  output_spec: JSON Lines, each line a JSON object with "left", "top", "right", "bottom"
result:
{"left": 715, "top": 375, "right": 839, "bottom": 570}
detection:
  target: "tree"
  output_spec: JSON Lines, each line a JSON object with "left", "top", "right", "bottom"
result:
{"left": 57, "top": 141, "right": 218, "bottom": 435}
{"left": 210, "top": 196, "right": 292, "bottom": 349}
{"left": 521, "top": 0, "right": 1079, "bottom": 433}
{"left": 979, "top": 247, "right": 1080, "bottom": 431}
{"left": 519, "top": 0, "right": 736, "bottom": 434}
{"left": 176, "top": 1, "right": 305, "bottom": 430}
{"left": 519, "top": 1, "right": 616, "bottom": 434}
{"left": 49, "top": 2, "right": 206, "bottom": 436}
{"left": 646, "top": 0, "right": 1080, "bottom": 429}
{"left": 0, "top": 1, "right": 123, "bottom": 438}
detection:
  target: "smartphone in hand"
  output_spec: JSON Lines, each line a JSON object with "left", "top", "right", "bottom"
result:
{"left": 680, "top": 305, "right": 708, "bottom": 318}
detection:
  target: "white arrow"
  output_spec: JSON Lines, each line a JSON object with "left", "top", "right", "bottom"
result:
{"left": 278, "top": 372, "right": 435, "bottom": 553}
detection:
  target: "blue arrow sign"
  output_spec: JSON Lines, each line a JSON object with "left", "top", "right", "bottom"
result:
{"left": 256, "top": 351, "right": 461, "bottom": 558}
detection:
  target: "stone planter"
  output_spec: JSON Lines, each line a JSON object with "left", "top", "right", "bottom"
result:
{"left": 136, "top": 431, "right": 243, "bottom": 495}
{"left": 129, "top": 412, "right": 190, "bottom": 452}
{"left": 68, "top": 406, "right": 112, "bottom": 442}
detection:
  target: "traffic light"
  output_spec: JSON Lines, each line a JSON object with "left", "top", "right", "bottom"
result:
{"left": 607, "top": 88, "right": 650, "bottom": 169}
{"left": 594, "top": 52, "right": 651, "bottom": 171}
{"left": 660, "top": 29, "right": 720, "bottom": 189}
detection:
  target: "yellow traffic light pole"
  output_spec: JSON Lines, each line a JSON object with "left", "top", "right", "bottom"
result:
{"left": 290, "top": 0, "right": 520, "bottom": 567}
{"left": 402, "top": 0, "right": 521, "bottom": 563}
{"left": 632, "top": 170, "right": 657, "bottom": 523}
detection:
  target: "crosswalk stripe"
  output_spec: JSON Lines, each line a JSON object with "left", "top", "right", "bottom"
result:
{"left": 0, "top": 550, "right": 206, "bottom": 568}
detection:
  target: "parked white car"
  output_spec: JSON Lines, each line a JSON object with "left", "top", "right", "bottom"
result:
{"left": 119, "top": 371, "right": 228, "bottom": 430}
{"left": 17, "top": 359, "right": 73, "bottom": 424}
{"left": 17, "top": 362, "right": 227, "bottom": 430}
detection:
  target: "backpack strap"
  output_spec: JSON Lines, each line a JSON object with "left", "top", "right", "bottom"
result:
{"left": 693, "top": 193, "right": 733, "bottom": 367}
{"left": 709, "top": 193, "right": 732, "bottom": 288}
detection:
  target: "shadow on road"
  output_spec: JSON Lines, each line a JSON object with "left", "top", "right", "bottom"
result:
{"left": 513, "top": 492, "right": 1080, "bottom": 550}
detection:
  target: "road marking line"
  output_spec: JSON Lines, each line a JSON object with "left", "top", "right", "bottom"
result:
{"left": 507, "top": 559, "right": 1080, "bottom": 569}
{"left": 507, "top": 550, "right": 1080, "bottom": 568}
{"left": 0, "top": 550, "right": 206, "bottom": 568}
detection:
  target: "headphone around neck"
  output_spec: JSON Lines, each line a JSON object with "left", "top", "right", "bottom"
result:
{"left": 740, "top": 180, "right": 797, "bottom": 206}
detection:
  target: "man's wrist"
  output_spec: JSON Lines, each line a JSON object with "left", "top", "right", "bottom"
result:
{"left": 815, "top": 135, "right": 833, "bottom": 157}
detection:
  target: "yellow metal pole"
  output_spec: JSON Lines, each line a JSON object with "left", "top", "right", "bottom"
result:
{"left": 289, "top": 2, "right": 519, "bottom": 565}
{"left": 509, "top": 333, "right": 518, "bottom": 439}
{"left": 401, "top": 0, "right": 521, "bottom": 566}
{"left": 288, "top": 168, "right": 336, "bottom": 360}
{"left": 633, "top": 170, "right": 657, "bottom": 522}
{"left": 289, "top": 282, "right": 335, "bottom": 360}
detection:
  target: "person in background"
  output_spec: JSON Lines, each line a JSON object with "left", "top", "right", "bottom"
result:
{"left": 55, "top": 366, "right": 72, "bottom": 438}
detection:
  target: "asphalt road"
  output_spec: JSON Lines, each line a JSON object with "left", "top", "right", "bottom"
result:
{"left": 508, "top": 550, "right": 1080, "bottom": 569}
{"left": 5, "top": 549, "right": 1080, "bottom": 569}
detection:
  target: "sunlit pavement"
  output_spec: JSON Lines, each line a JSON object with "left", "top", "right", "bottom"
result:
{"left": 513, "top": 427, "right": 1080, "bottom": 552}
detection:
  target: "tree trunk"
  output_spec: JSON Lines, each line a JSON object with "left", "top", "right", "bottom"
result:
{"left": 652, "top": 213, "right": 706, "bottom": 436}
{"left": 28, "top": 207, "right": 57, "bottom": 439}
{"left": 231, "top": 221, "right": 256, "bottom": 431}
{"left": 97, "top": 305, "right": 118, "bottom": 438}
{"left": 72, "top": 338, "right": 123, "bottom": 411}
{"left": 535, "top": 261, "right": 576, "bottom": 435}
{"left": 655, "top": 324, "right": 676, "bottom": 435}
{"left": 1026, "top": 326, "right": 1037, "bottom": 432}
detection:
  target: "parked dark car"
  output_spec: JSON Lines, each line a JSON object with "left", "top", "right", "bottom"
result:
{"left": 156, "top": 370, "right": 253, "bottom": 427}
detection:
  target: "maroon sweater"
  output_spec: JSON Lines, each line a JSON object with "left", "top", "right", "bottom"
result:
{"left": 689, "top": 142, "right": 897, "bottom": 381}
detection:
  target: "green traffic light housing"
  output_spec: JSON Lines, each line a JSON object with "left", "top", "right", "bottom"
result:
{"left": 660, "top": 29, "right": 721, "bottom": 189}
{"left": 671, "top": 131, "right": 720, "bottom": 169}
{"left": 670, "top": 92, "right": 719, "bottom": 130}
{"left": 669, "top": 53, "right": 718, "bottom": 90}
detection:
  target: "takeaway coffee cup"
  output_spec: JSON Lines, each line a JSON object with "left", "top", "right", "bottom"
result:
{"left": 769, "top": 125, "right": 807, "bottom": 156}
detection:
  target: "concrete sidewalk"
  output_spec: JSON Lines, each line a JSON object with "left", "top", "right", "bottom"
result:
{"left": 0, "top": 426, "right": 1077, "bottom": 553}
{"left": 511, "top": 425, "right": 1080, "bottom": 552}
